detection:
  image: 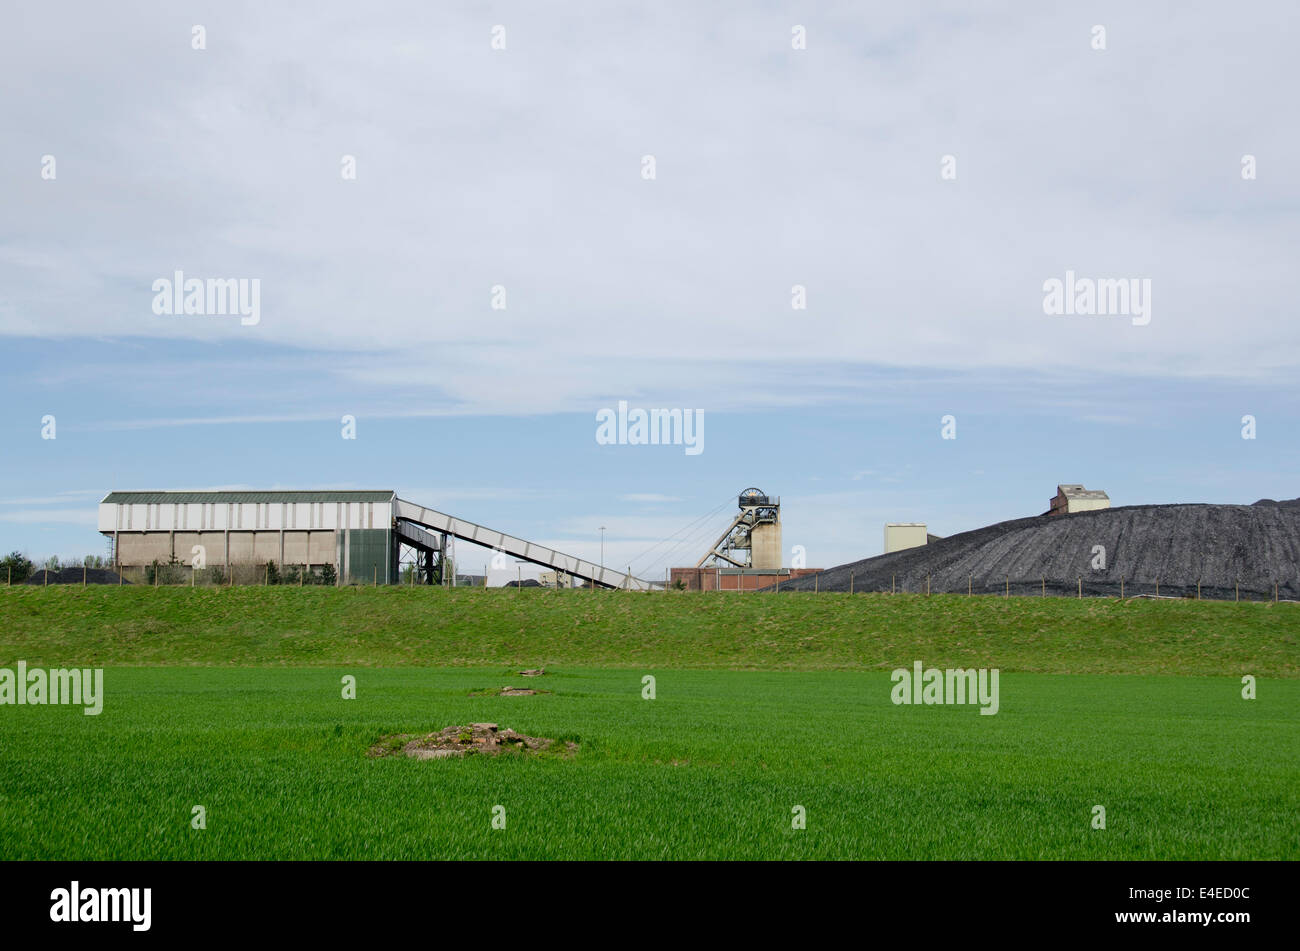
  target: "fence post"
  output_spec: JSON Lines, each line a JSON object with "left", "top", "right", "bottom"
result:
{"left": 926, "top": 574, "right": 930, "bottom": 597}
{"left": 1004, "top": 576, "right": 1008, "bottom": 598}
{"left": 850, "top": 572, "right": 854, "bottom": 595}
{"left": 1041, "top": 576, "right": 1044, "bottom": 597}
{"left": 1155, "top": 577, "right": 1159, "bottom": 597}
{"left": 1120, "top": 576, "right": 1124, "bottom": 599}
{"left": 1077, "top": 576, "right": 1081, "bottom": 599}
{"left": 1196, "top": 580, "right": 1200, "bottom": 600}
{"left": 815, "top": 575, "right": 819, "bottom": 594}
{"left": 1235, "top": 578, "right": 1239, "bottom": 602}
{"left": 968, "top": 574, "right": 972, "bottom": 596}
{"left": 83, "top": 564, "right": 87, "bottom": 587}
{"left": 892, "top": 574, "right": 895, "bottom": 595}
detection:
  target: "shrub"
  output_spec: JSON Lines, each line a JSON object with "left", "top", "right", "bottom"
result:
{"left": 145, "top": 556, "right": 184, "bottom": 585}
{"left": 1, "top": 551, "right": 34, "bottom": 584}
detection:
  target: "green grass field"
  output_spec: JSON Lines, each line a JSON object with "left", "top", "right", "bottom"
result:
{"left": 1, "top": 586, "right": 1296, "bottom": 674}
{"left": 1, "top": 588, "right": 1296, "bottom": 859}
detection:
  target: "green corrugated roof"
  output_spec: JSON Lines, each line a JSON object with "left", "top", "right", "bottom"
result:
{"left": 102, "top": 490, "right": 395, "bottom": 504}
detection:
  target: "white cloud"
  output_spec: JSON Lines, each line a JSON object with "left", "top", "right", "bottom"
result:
{"left": 2, "top": 2, "right": 1298, "bottom": 419}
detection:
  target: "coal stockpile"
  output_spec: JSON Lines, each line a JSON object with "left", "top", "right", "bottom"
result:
{"left": 772, "top": 498, "right": 1300, "bottom": 600}
{"left": 25, "top": 567, "right": 129, "bottom": 585}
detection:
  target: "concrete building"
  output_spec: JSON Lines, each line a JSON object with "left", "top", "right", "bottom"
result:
{"left": 885, "top": 523, "right": 929, "bottom": 554}
{"left": 1048, "top": 484, "right": 1110, "bottom": 516}
{"left": 98, "top": 490, "right": 656, "bottom": 589}
{"left": 99, "top": 490, "right": 397, "bottom": 583}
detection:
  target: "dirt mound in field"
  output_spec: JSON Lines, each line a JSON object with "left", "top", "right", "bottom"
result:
{"left": 369, "top": 723, "right": 575, "bottom": 760}
{"left": 468, "top": 686, "right": 550, "bottom": 696}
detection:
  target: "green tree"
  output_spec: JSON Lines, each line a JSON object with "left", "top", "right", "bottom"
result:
{"left": 1, "top": 551, "right": 34, "bottom": 584}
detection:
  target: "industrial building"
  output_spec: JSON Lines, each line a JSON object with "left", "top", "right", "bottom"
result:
{"left": 98, "top": 490, "right": 652, "bottom": 588}
{"left": 670, "top": 487, "right": 821, "bottom": 590}
{"left": 885, "top": 523, "right": 929, "bottom": 554}
{"left": 1048, "top": 484, "right": 1111, "bottom": 516}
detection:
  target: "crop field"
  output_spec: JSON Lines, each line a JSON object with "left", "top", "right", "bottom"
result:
{"left": 0, "top": 588, "right": 1297, "bottom": 860}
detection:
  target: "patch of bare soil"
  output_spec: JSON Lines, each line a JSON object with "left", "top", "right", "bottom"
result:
{"left": 519, "top": 668, "right": 545, "bottom": 677}
{"left": 468, "top": 685, "right": 550, "bottom": 696}
{"left": 369, "top": 723, "right": 576, "bottom": 760}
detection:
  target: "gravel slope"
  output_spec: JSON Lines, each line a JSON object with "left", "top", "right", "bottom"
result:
{"left": 773, "top": 498, "right": 1300, "bottom": 600}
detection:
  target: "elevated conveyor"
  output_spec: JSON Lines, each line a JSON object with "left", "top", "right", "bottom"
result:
{"left": 395, "top": 497, "right": 654, "bottom": 590}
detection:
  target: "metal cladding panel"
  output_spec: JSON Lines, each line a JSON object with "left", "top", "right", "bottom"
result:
{"left": 102, "top": 490, "right": 395, "bottom": 505}
{"left": 344, "top": 528, "right": 392, "bottom": 584}
{"left": 97, "top": 493, "right": 394, "bottom": 538}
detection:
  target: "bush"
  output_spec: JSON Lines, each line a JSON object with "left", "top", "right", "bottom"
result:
{"left": 321, "top": 563, "right": 337, "bottom": 586}
{"left": 264, "top": 561, "right": 280, "bottom": 586}
{"left": 145, "top": 556, "right": 183, "bottom": 585}
{"left": 1, "top": 551, "right": 34, "bottom": 584}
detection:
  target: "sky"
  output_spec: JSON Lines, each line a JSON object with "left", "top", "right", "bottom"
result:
{"left": 1, "top": 2, "right": 1297, "bottom": 577}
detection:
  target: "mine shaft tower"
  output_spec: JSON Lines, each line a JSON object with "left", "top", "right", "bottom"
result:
{"left": 696, "top": 488, "right": 782, "bottom": 571}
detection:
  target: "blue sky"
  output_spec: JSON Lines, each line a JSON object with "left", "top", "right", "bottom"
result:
{"left": 1, "top": 2, "right": 1297, "bottom": 575}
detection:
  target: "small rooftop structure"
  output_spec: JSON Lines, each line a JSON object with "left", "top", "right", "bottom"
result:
{"left": 1048, "top": 484, "right": 1110, "bottom": 516}
{"left": 885, "top": 523, "right": 929, "bottom": 553}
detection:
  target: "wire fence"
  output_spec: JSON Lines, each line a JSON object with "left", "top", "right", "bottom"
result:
{"left": 767, "top": 570, "right": 1299, "bottom": 603}
{"left": 7, "top": 562, "right": 1298, "bottom": 602}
